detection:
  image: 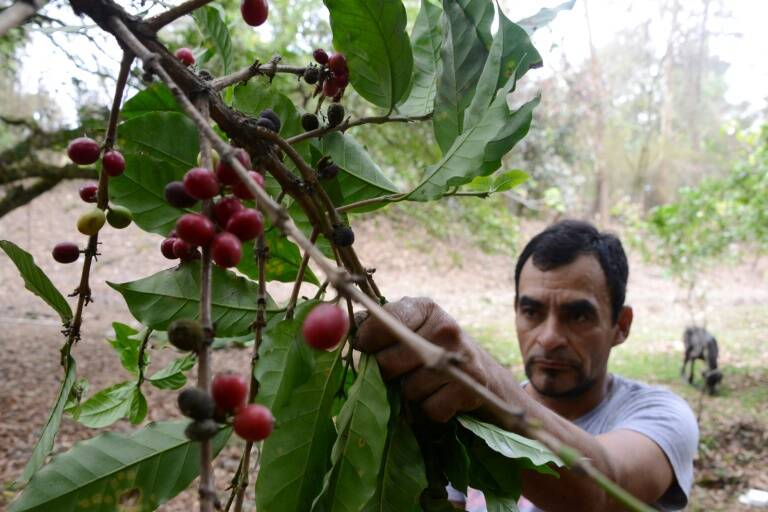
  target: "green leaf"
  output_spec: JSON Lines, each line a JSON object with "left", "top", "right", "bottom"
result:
{"left": 432, "top": 0, "right": 493, "bottom": 152}
{"left": 148, "top": 353, "right": 197, "bottom": 390}
{"left": 13, "top": 356, "right": 76, "bottom": 487}
{"left": 312, "top": 355, "right": 390, "bottom": 512}
{"left": 192, "top": 5, "right": 234, "bottom": 74}
{"left": 9, "top": 422, "right": 230, "bottom": 512}
{"left": 63, "top": 378, "right": 89, "bottom": 421}
{"left": 457, "top": 416, "right": 562, "bottom": 475}
{"left": 111, "top": 112, "right": 199, "bottom": 236}
{"left": 492, "top": 170, "right": 528, "bottom": 192}
{"left": 323, "top": 0, "right": 413, "bottom": 109}
{"left": 515, "top": 0, "right": 576, "bottom": 35}
{"left": 107, "top": 322, "right": 144, "bottom": 375}
{"left": 0, "top": 240, "right": 72, "bottom": 323}
{"left": 255, "top": 343, "right": 343, "bottom": 511}
{"left": 128, "top": 387, "right": 148, "bottom": 425}
{"left": 238, "top": 228, "right": 320, "bottom": 285}
{"left": 363, "top": 395, "right": 426, "bottom": 512}
{"left": 485, "top": 492, "right": 520, "bottom": 512}
{"left": 318, "top": 132, "right": 400, "bottom": 212}
{"left": 397, "top": 0, "right": 442, "bottom": 117}
{"left": 288, "top": 200, "right": 336, "bottom": 258}
{"left": 463, "top": 11, "right": 540, "bottom": 130}
{"left": 459, "top": 428, "right": 523, "bottom": 498}
{"left": 107, "top": 261, "right": 279, "bottom": 337}
{"left": 76, "top": 381, "right": 136, "bottom": 428}
{"left": 408, "top": 90, "right": 539, "bottom": 201}
{"left": 120, "top": 84, "right": 182, "bottom": 120}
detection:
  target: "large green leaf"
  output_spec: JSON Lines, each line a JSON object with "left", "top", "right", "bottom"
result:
{"left": 318, "top": 132, "right": 400, "bottom": 212}
{"left": 323, "top": 0, "right": 413, "bottom": 109}
{"left": 408, "top": 86, "right": 539, "bottom": 201}
{"left": 107, "top": 261, "right": 279, "bottom": 337}
{"left": 0, "top": 240, "right": 72, "bottom": 323}
{"left": 312, "top": 355, "right": 390, "bottom": 512}
{"left": 454, "top": 426, "right": 522, "bottom": 499}
{"left": 148, "top": 353, "right": 196, "bottom": 390}
{"left": 515, "top": 0, "right": 576, "bottom": 35}
{"left": 457, "top": 416, "right": 562, "bottom": 475}
{"left": 463, "top": 11, "right": 541, "bottom": 130}
{"left": 237, "top": 228, "right": 320, "bottom": 285}
{"left": 120, "top": 84, "right": 182, "bottom": 121}
{"left": 192, "top": 5, "right": 234, "bottom": 74}
{"left": 9, "top": 422, "right": 230, "bottom": 512}
{"left": 432, "top": 0, "right": 493, "bottom": 152}
{"left": 13, "top": 356, "right": 76, "bottom": 487}
{"left": 76, "top": 381, "right": 141, "bottom": 428}
{"left": 255, "top": 344, "right": 343, "bottom": 511}
{"left": 111, "top": 112, "right": 199, "bottom": 236}
{"left": 363, "top": 393, "right": 426, "bottom": 512}
{"left": 396, "top": 0, "right": 442, "bottom": 117}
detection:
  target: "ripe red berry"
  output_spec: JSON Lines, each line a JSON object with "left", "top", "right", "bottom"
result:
{"left": 67, "top": 137, "right": 100, "bottom": 165}
{"left": 175, "top": 48, "right": 195, "bottom": 66}
{"left": 241, "top": 0, "right": 268, "bottom": 27}
{"left": 102, "top": 150, "right": 125, "bottom": 177}
{"left": 226, "top": 209, "right": 263, "bottom": 241}
{"left": 183, "top": 167, "right": 220, "bottom": 200}
{"left": 211, "top": 373, "right": 249, "bottom": 412}
{"left": 215, "top": 148, "right": 252, "bottom": 186}
{"left": 176, "top": 213, "right": 216, "bottom": 246}
{"left": 233, "top": 404, "right": 274, "bottom": 441}
{"left": 302, "top": 303, "right": 349, "bottom": 350}
{"left": 211, "top": 232, "right": 242, "bottom": 268}
{"left": 52, "top": 242, "right": 80, "bottom": 264}
{"left": 213, "top": 196, "right": 244, "bottom": 227}
{"left": 78, "top": 182, "right": 98, "bottom": 203}
{"left": 313, "top": 48, "right": 329, "bottom": 65}
{"left": 173, "top": 238, "right": 198, "bottom": 261}
{"left": 332, "top": 72, "right": 349, "bottom": 88}
{"left": 232, "top": 171, "right": 264, "bottom": 200}
{"left": 322, "top": 79, "right": 340, "bottom": 98}
{"left": 161, "top": 238, "right": 178, "bottom": 259}
{"left": 328, "top": 53, "right": 348, "bottom": 75}
{"left": 164, "top": 181, "right": 198, "bottom": 209}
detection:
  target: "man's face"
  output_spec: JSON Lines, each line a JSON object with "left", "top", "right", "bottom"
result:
{"left": 515, "top": 254, "right": 629, "bottom": 398}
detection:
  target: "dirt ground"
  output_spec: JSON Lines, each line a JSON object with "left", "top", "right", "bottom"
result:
{"left": 1, "top": 181, "right": 766, "bottom": 511}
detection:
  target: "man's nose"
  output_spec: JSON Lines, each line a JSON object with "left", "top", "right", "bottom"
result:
{"left": 536, "top": 314, "right": 567, "bottom": 351}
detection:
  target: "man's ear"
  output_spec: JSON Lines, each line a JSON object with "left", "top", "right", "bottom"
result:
{"left": 612, "top": 305, "right": 633, "bottom": 347}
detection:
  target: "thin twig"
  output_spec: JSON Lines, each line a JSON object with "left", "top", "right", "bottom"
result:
{"left": 286, "top": 112, "right": 432, "bottom": 145}
{"left": 0, "top": 0, "right": 48, "bottom": 37}
{"left": 211, "top": 61, "right": 307, "bottom": 91}
{"left": 284, "top": 227, "right": 319, "bottom": 320}
{"left": 146, "top": 0, "right": 215, "bottom": 32}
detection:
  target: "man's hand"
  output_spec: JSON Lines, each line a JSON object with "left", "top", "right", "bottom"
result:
{"left": 355, "top": 297, "right": 492, "bottom": 422}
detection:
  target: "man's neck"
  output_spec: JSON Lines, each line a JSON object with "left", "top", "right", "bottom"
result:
{"left": 525, "top": 374, "right": 613, "bottom": 421}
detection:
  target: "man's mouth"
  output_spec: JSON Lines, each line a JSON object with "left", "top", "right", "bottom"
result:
{"left": 534, "top": 359, "right": 576, "bottom": 370}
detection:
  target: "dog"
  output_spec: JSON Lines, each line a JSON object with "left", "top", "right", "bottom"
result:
{"left": 681, "top": 326, "right": 722, "bottom": 395}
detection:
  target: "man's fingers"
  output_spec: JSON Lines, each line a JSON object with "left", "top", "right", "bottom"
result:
{"left": 375, "top": 343, "right": 423, "bottom": 381}
{"left": 401, "top": 367, "right": 451, "bottom": 402}
{"left": 421, "top": 382, "right": 481, "bottom": 423}
{"left": 356, "top": 297, "right": 435, "bottom": 353}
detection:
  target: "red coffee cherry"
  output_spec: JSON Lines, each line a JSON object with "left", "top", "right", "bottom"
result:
{"left": 313, "top": 48, "right": 329, "bottom": 65}
{"left": 233, "top": 404, "right": 274, "bottom": 441}
{"left": 172, "top": 238, "right": 199, "bottom": 261}
{"left": 322, "top": 79, "right": 340, "bottom": 98}
{"left": 164, "top": 181, "right": 198, "bottom": 209}
{"left": 183, "top": 167, "right": 220, "bottom": 200}
{"left": 215, "top": 148, "right": 252, "bottom": 186}
{"left": 175, "top": 48, "right": 195, "bottom": 66}
{"left": 67, "top": 137, "right": 100, "bottom": 165}
{"left": 213, "top": 196, "right": 244, "bottom": 227}
{"left": 232, "top": 171, "right": 264, "bottom": 200}
{"left": 161, "top": 238, "right": 178, "bottom": 259}
{"left": 328, "top": 53, "right": 348, "bottom": 75}
{"left": 332, "top": 72, "right": 349, "bottom": 88}
{"left": 176, "top": 213, "right": 216, "bottom": 246}
{"left": 78, "top": 182, "right": 98, "bottom": 203}
{"left": 211, "top": 232, "right": 242, "bottom": 268}
{"left": 211, "top": 373, "right": 249, "bottom": 412}
{"left": 241, "top": 0, "right": 268, "bottom": 27}
{"left": 102, "top": 150, "right": 125, "bottom": 177}
{"left": 302, "top": 303, "right": 349, "bottom": 350}
{"left": 52, "top": 242, "right": 80, "bottom": 264}
{"left": 225, "top": 209, "right": 263, "bottom": 241}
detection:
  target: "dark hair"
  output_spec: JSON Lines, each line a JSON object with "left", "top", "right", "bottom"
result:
{"left": 514, "top": 220, "right": 629, "bottom": 323}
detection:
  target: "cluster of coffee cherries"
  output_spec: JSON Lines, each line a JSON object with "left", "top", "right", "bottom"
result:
{"left": 300, "top": 49, "right": 348, "bottom": 131}
{"left": 51, "top": 137, "right": 133, "bottom": 264}
{"left": 169, "top": 318, "right": 274, "bottom": 442}
{"left": 160, "top": 124, "right": 281, "bottom": 268}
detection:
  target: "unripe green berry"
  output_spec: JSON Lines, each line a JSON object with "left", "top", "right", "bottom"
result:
{"left": 168, "top": 318, "right": 205, "bottom": 352}
{"left": 77, "top": 208, "right": 106, "bottom": 236}
{"left": 106, "top": 205, "right": 133, "bottom": 229}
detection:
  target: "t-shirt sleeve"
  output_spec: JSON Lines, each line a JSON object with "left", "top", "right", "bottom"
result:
{"left": 613, "top": 388, "right": 699, "bottom": 511}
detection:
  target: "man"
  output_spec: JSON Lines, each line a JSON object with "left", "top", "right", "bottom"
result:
{"left": 356, "top": 220, "right": 698, "bottom": 511}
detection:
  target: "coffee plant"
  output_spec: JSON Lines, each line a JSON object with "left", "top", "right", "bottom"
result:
{"left": 1, "top": 1, "right": 653, "bottom": 511}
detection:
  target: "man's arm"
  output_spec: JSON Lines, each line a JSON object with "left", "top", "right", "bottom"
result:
{"left": 356, "top": 297, "right": 675, "bottom": 512}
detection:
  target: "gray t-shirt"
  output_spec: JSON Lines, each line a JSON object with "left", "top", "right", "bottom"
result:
{"left": 452, "top": 374, "right": 699, "bottom": 511}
